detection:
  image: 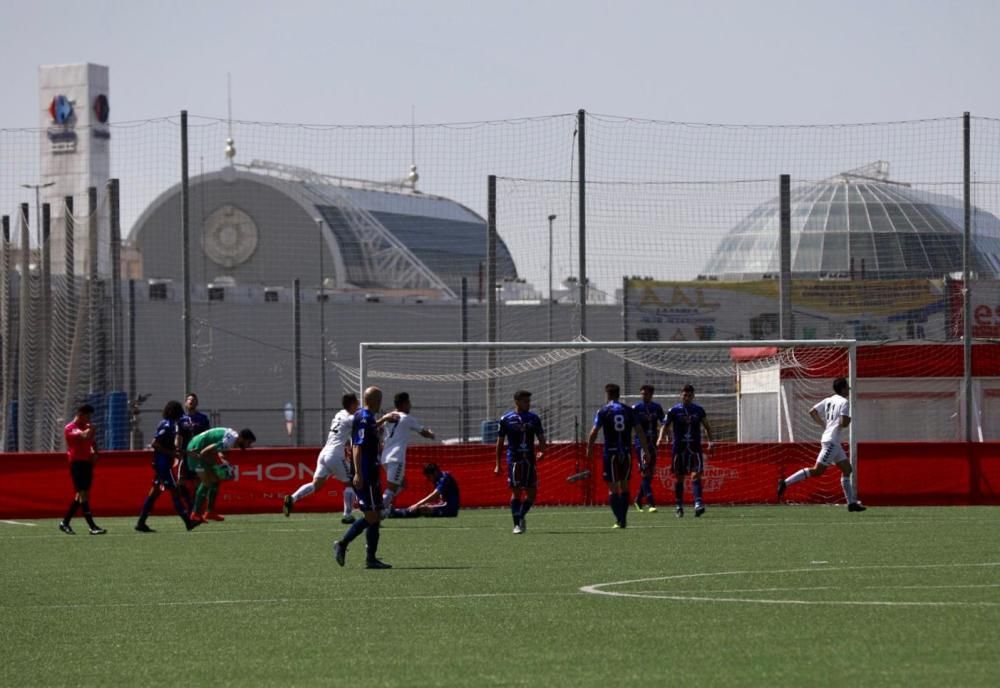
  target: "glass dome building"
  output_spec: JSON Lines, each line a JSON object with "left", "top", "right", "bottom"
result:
{"left": 702, "top": 161, "right": 1000, "bottom": 280}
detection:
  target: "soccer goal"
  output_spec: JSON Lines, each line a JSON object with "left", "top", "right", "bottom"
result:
{"left": 350, "top": 339, "right": 857, "bottom": 506}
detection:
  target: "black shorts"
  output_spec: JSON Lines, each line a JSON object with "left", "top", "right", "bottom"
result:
{"left": 672, "top": 449, "right": 704, "bottom": 476}
{"left": 428, "top": 504, "right": 459, "bottom": 518}
{"left": 69, "top": 461, "right": 94, "bottom": 491}
{"left": 602, "top": 451, "right": 631, "bottom": 483}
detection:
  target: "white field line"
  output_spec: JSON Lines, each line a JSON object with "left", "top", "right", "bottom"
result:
{"left": 2, "top": 591, "right": 581, "bottom": 611}
{"left": 0, "top": 520, "right": 36, "bottom": 527}
{"left": 580, "top": 562, "right": 1000, "bottom": 608}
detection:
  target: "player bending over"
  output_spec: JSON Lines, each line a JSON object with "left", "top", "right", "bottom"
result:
{"left": 380, "top": 392, "right": 435, "bottom": 519}
{"left": 588, "top": 383, "right": 651, "bottom": 529}
{"left": 284, "top": 393, "right": 361, "bottom": 524}
{"left": 495, "top": 390, "right": 546, "bottom": 534}
{"left": 389, "top": 463, "right": 460, "bottom": 518}
{"left": 777, "top": 377, "right": 866, "bottom": 512}
{"left": 664, "top": 384, "right": 712, "bottom": 518}
{"left": 185, "top": 427, "right": 256, "bottom": 521}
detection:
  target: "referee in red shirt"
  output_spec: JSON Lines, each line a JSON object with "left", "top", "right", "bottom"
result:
{"left": 59, "top": 404, "right": 107, "bottom": 535}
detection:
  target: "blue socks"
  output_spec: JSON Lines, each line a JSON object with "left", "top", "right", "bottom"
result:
{"left": 692, "top": 478, "right": 704, "bottom": 505}
{"left": 674, "top": 479, "right": 685, "bottom": 508}
{"left": 342, "top": 517, "right": 369, "bottom": 545}
{"left": 365, "top": 523, "right": 381, "bottom": 560}
{"left": 510, "top": 498, "right": 522, "bottom": 525}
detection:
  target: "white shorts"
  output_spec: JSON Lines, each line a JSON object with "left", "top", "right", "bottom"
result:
{"left": 816, "top": 442, "right": 847, "bottom": 467}
{"left": 384, "top": 459, "right": 405, "bottom": 486}
{"left": 315, "top": 445, "right": 351, "bottom": 483}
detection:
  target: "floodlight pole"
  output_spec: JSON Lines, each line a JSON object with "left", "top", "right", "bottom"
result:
{"left": 317, "top": 217, "right": 327, "bottom": 439}
{"left": 20, "top": 181, "right": 54, "bottom": 249}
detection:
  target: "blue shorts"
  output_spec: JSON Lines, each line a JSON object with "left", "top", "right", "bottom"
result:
{"left": 672, "top": 448, "right": 704, "bottom": 475}
{"left": 355, "top": 479, "right": 384, "bottom": 513}
{"left": 152, "top": 454, "right": 178, "bottom": 489}
{"left": 602, "top": 451, "right": 631, "bottom": 483}
{"left": 507, "top": 460, "right": 537, "bottom": 489}
{"left": 428, "top": 504, "right": 459, "bottom": 518}
{"left": 635, "top": 445, "right": 657, "bottom": 473}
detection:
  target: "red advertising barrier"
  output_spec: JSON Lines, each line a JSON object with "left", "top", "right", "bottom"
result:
{"left": 2, "top": 442, "right": 999, "bottom": 519}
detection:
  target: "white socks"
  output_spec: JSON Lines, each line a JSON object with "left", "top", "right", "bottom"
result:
{"left": 785, "top": 468, "right": 810, "bottom": 486}
{"left": 291, "top": 483, "right": 315, "bottom": 502}
{"left": 382, "top": 488, "right": 397, "bottom": 514}
{"left": 343, "top": 486, "right": 355, "bottom": 517}
{"left": 841, "top": 476, "right": 856, "bottom": 504}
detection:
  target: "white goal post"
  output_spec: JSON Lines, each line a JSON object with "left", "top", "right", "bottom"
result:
{"left": 358, "top": 338, "right": 858, "bottom": 494}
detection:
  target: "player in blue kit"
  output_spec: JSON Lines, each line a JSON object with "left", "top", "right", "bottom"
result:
{"left": 495, "top": 390, "right": 546, "bottom": 534}
{"left": 632, "top": 384, "right": 666, "bottom": 513}
{"left": 333, "top": 386, "right": 391, "bottom": 569}
{"left": 134, "top": 400, "right": 200, "bottom": 532}
{"left": 389, "top": 463, "right": 460, "bottom": 518}
{"left": 664, "top": 384, "right": 713, "bottom": 518}
{"left": 176, "top": 393, "right": 210, "bottom": 511}
{"left": 588, "top": 383, "right": 652, "bottom": 529}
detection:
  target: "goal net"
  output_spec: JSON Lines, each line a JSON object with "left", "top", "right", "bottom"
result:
{"left": 349, "top": 339, "right": 857, "bottom": 507}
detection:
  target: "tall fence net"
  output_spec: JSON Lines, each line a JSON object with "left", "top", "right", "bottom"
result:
{"left": 2, "top": 112, "right": 1000, "bottom": 449}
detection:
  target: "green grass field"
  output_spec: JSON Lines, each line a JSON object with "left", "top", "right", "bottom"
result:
{"left": 2, "top": 506, "right": 999, "bottom": 687}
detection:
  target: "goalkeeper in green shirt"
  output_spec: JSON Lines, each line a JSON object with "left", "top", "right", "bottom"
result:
{"left": 185, "top": 427, "right": 256, "bottom": 521}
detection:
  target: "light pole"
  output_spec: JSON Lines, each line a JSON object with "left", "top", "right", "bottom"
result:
{"left": 547, "top": 214, "right": 557, "bottom": 342}
{"left": 547, "top": 213, "right": 556, "bottom": 432}
{"left": 21, "top": 181, "right": 55, "bottom": 250}
{"left": 316, "top": 217, "right": 327, "bottom": 440}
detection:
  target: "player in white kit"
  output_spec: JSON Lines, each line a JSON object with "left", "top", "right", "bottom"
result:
{"left": 777, "top": 377, "right": 866, "bottom": 512}
{"left": 380, "top": 392, "right": 436, "bottom": 518}
{"left": 283, "top": 393, "right": 361, "bottom": 523}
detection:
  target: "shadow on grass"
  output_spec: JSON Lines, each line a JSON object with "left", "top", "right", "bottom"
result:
{"left": 392, "top": 565, "right": 478, "bottom": 571}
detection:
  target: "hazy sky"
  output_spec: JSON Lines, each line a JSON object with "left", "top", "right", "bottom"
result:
{"left": 2, "top": 0, "right": 999, "bottom": 128}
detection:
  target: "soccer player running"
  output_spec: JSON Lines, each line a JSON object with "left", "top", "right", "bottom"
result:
{"left": 284, "top": 393, "right": 361, "bottom": 523}
{"left": 135, "top": 400, "right": 201, "bottom": 532}
{"left": 389, "top": 463, "right": 460, "bottom": 518}
{"left": 632, "top": 384, "right": 666, "bottom": 513}
{"left": 333, "top": 386, "right": 392, "bottom": 569}
{"left": 664, "top": 384, "right": 713, "bottom": 518}
{"left": 380, "top": 392, "right": 436, "bottom": 518}
{"left": 494, "top": 390, "right": 546, "bottom": 535}
{"left": 778, "top": 377, "right": 866, "bottom": 512}
{"left": 59, "top": 404, "right": 106, "bottom": 535}
{"left": 184, "top": 427, "right": 256, "bottom": 522}
{"left": 176, "top": 393, "right": 210, "bottom": 509}
{"left": 588, "top": 383, "right": 651, "bottom": 529}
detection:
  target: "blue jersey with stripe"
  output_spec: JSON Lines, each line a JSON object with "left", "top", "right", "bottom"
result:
{"left": 593, "top": 401, "right": 638, "bottom": 458}
{"left": 435, "top": 471, "right": 460, "bottom": 509}
{"left": 152, "top": 419, "right": 178, "bottom": 460}
{"left": 351, "top": 409, "right": 380, "bottom": 471}
{"left": 498, "top": 410, "right": 545, "bottom": 463}
{"left": 632, "top": 400, "right": 665, "bottom": 447}
{"left": 665, "top": 402, "right": 708, "bottom": 454}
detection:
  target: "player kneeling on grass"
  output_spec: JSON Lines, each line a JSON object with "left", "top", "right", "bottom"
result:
{"left": 185, "top": 427, "right": 256, "bottom": 522}
{"left": 284, "top": 393, "right": 361, "bottom": 523}
{"left": 778, "top": 377, "right": 866, "bottom": 512}
{"left": 135, "top": 400, "right": 201, "bottom": 532}
{"left": 380, "top": 392, "right": 436, "bottom": 519}
{"left": 389, "top": 463, "right": 460, "bottom": 518}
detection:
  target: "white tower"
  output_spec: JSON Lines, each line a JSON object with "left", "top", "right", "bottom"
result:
{"left": 38, "top": 63, "right": 111, "bottom": 276}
